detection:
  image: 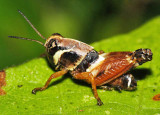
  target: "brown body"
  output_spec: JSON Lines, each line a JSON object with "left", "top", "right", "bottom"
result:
{"left": 9, "top": 10, "right": 153, "bottom": 106}
{"left": 34, "top": 34, "right": 152, "bottom": 106}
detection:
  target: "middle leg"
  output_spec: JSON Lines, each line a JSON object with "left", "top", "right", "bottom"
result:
{"left": 71, "top": 71, "right": 103, "bottom": 106}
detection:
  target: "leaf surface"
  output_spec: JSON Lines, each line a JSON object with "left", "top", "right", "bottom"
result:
{"left": 1, "top": 17, "right": 160, "bottom": 115}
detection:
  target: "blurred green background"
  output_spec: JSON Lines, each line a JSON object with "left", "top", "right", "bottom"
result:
{"left": 0, "top": 0, "right": 160, "bottom": 70}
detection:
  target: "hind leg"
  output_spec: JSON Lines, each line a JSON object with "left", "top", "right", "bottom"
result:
{"left": 100, "top": 74, "right": 137, "bottom": 91}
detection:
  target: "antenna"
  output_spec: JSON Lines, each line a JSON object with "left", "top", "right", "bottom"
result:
{"left": 18, "top": 10, "right": 46, "bottom": 40}
{"left": 8, "top": 36, "right": 44, "bottom": 46}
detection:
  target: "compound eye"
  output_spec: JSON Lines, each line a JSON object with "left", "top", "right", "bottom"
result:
{"left": 48, "top": 39, "right": 56, "bottom": 48}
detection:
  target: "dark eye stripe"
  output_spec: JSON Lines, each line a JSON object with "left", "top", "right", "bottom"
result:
{"left": 47, "top": 39, "right": 56, "bottom": 48}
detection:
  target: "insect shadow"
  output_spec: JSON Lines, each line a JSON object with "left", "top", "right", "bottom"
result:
{"left": 130, "top": 68, "right": 152, "bottom": 80}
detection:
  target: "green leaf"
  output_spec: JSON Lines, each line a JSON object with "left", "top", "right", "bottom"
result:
{"left": 1, "top": 16, "right": 160, "bottom": 115}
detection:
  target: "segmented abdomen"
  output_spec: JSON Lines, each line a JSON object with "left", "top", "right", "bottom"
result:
{"left": 94, "top": 52, "right": 135, "bottom": 86}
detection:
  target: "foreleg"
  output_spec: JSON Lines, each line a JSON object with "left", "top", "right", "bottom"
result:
{"left": 32, "top": 69, "right": 68, "bottom": 94}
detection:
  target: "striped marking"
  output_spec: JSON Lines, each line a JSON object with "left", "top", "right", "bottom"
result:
{"left": 86, "top": 55, "right": 105, "bottom": 72}
{"left": 70, "top": 57, "right": 85, "bottom": 70}
{"left": 53, "top": 49, "right": 72, "bottom": 65}
{"left": 53, "top": 49, "right": 86, "bottom": 70}
{"left": 127, "top": 77, "right": 132, "bottom": 88}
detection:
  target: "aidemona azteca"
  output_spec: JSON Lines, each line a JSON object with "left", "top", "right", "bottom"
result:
{"left": 9, "top": 10, "right": 152, "bottom": 106}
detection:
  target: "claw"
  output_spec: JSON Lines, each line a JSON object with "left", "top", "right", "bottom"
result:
{"left": 31, "top": 87, "right": 43, "bottom": 94}
{"left": 97, "top": 100, "right": 103, "bottom": 106}
{"left": 97, "top": 98, "right": 103, "bottom": 106}
{"left": 115, "top": 85, "right": 122, "bottom": 93}
{"left": 32, "top": 89, "right": 37, "bottom": 94}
